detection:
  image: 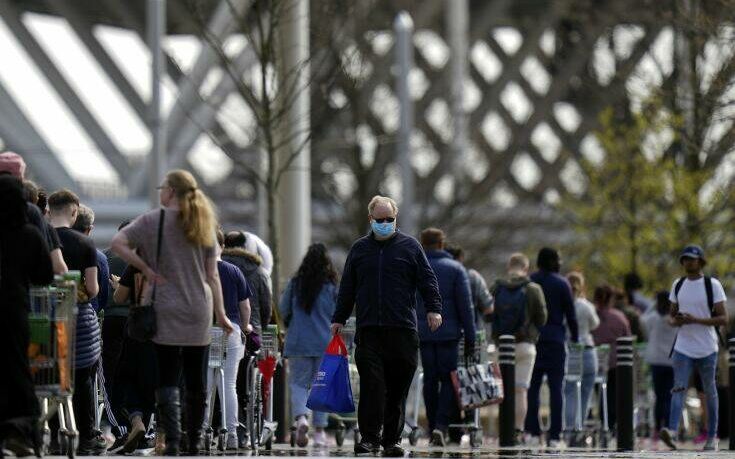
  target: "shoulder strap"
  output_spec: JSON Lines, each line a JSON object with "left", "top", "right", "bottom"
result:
{"left": 704, "top": 276, "right": 714, "bottom": 313}
{"left": 674, "top": 276, "right": 686, "bottom": 300}
{"left": 150, "top": 209, "right": 165, "bottom": 303}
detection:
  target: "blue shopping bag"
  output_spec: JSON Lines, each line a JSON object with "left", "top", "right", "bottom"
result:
{"left": 306, "top": 335, "right": 356, "bottom": 413}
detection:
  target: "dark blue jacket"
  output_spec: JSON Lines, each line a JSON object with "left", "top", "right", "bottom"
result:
{"left": 416, "top": 250, "right": 475, "bottom": 343}
{"left": 334, "top": 231, "right": 442, "bottom": 330}
{"left": 530, "top": 270, "right": 579, "bottom": 344}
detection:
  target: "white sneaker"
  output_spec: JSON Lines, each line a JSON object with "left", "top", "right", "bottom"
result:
{"left": 526, "top": 435, "right": 541, "bottom": 446}
{"left": 295, "top": 416, "right": 309, "bottom": 448}
{"left": 225, "top": 433, "right": 239, "bottom": 450}
{"left": 312, "top": 430, "right": 327, "bottom": 447}
{"left": 703, "top": 437, "right": 718, "bottom": 451}
{"left": 548, "top": 439, "right": 566, "bottom": 449}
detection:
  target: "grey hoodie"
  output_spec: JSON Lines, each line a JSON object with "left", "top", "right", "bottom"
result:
{"left": 490, "top": 275, "right": 548, "bottom": 343}
{"left": 222, "top": 247, "right": 272, "bottom": 333}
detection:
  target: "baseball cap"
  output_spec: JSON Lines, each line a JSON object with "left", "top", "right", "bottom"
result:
{"left": 0, "top": 151, "right": 26, "bottom": 178}
{"left": 679, "top": 244, "right": 706, "bottom": 265}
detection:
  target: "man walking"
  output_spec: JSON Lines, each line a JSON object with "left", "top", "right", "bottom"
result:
{"left": 525, "top": 248, "right": 578, "bottom": 447}
{"left": 332, "top": 196, "right": 442, "bottom": 457}
{"left": 491, "top": 253, "right": 547, "bottom": 439}
{"left": 660, "top": 245, "right": 727, "bottom": 451}
{"left": 415, "top": 229, "right": 474, "bottom": 447}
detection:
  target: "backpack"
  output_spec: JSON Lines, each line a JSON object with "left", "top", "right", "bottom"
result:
{"left": 491, "top": 282, "right": 528, "bottom": 340}
{"left": 670, "top": 276, "right": 725, "bottom": 356}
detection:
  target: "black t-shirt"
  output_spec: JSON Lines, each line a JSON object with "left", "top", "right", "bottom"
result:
{"left": 119, "top": 264, "right": 141, "bottom": 305}
{"left": 46, "top": 222, "right": 61, "bottom": 251}
{"left": 1, "top": 224, "right": 54, "bottom": 310}
{"left": 55, "top": 227, "right": 97, "bottom": 273}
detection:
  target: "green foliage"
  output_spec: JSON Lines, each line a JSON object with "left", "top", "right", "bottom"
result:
{"left": 559, "top": 104, "right": 734, "bottom": 293}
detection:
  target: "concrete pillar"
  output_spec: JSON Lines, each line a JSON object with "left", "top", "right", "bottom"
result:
{"left": 447, "top": 0, "right": 469, "bottom": 177}
{"left": 147, "top": 0, "right": 166, "bottom": 207}
{"left": 276, "top": 0, "right": 311, "bottom": 283}
{"left": 394, "top": 11, "right": 416, "bottom": 237}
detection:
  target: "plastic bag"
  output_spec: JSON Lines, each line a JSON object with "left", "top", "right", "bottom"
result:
{"left": 306, "top": 335, "right": 356, "bottom": 413}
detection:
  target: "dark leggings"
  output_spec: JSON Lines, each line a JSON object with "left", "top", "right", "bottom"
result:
{"left": 651, "top": 365, "right": 673, "bottom": 431}
{"left": 155, "top": 345, "right": 209, "bottom": 391}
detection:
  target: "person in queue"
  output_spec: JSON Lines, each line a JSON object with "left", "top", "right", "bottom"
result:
{"left": 112, "top": 169, "right": 234, "bottom": 456}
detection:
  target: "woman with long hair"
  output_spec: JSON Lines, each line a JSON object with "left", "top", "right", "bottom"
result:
{"left": 279, "top": 243, "right": 338, "bottom": 447}
{"left": 0, "top": 175, "right": 54, "bottom": 456}
{"left": 564, "top": 272, "right": 599, "bottom": 442}
{"left": 112, "top": 169, "right": 234, "bottom": 455}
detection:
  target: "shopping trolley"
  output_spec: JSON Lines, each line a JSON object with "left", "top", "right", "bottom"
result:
{"left": 449, "top": 329, "right": 487, "bottom": 448}
{"left": 590, "top": 344, "right": 611, "bottom": 448}
{"left": 30, "top": 277, "right": 78, "bottom": 458}
{"left": 204, "top": 326, "right": 228, "bottom": 452}
{"left": 331, "top": 317, "right": 360, "bottom": 447}
{"left": 405, "top": 364, "right": 423, "bottom": 446}
{"left": 247, "top": 324, "right": 280, "bottom": 451}
{"left": 563, "top": 343, "right": 585, "bottom": 445}
{"left": 633, "top": 342, "right": 654, "bottom": 438}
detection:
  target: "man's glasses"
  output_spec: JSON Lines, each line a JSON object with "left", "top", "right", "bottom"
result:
{"left": 373, "top": 217, "right": 395, "bottom": 223}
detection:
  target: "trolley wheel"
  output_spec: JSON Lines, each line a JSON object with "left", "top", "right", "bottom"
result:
{"left": 408, "top": 428, "right": 420, "bottom": 446}
{"left": 335, "top": 427, "right": 345, "bottom": 446}
{"left": 599, "top": 431, "right": 609, "bottom": 449}
{"left": 469, "top": 430, "right": 482, "bottom": 448}
{"left": 218, "top": 432, "right": 226, "bottom": 452}
{"left": 64, "top": 434, "right": 76, "bottom": 459}
{"left": 249, "top": 373, "right": 264, "bottom": 451}
{"left": 265, "top": 438, "right": 273, "bottom": 451}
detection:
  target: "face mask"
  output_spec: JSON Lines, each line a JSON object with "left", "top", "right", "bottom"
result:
{"left": 371, "top": 220, "right": 396, "bottom": 238}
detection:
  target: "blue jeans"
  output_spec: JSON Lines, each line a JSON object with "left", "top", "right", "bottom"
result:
{"left": 288, "top": 357, "right": 328, "bottom": 428}
{"left": 669, "top": 351, "right": 718, "bottom": 438}
{"left": 420, "top": 340, "right": 460, "bottom": 432}
{"left": 564, "top": 348, "right": 597, "bottom": 430}
{"left": 526, "top": 341, "right": 566, "bottom": 440}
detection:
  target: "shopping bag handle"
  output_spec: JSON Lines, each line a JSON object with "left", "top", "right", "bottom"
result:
{"left": 326, "top": 334, "right": 348, "bottom": 356}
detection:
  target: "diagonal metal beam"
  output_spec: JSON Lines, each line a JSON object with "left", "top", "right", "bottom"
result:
{"left": 0, "top": 80, "right": 76, "bottom": 190}
{"left": 46, "top": 0, "right": 148, "bottom": 121}
{"left": 0, "top": 0, "right": 131, "bottom": 182}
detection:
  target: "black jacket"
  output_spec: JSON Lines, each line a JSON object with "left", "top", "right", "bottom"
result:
{"left": 222, "top": 247, "right": 272, "bottom": 333}
{"left": 333, "top": 231, "right": 442, "bottom": 330}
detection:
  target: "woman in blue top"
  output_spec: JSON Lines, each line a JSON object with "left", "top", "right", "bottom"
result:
{"left": 280, "top": 243, "right": 338, "bottom": 448}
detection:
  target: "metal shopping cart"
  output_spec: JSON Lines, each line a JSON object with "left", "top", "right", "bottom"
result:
{"left": 204, "top": 326, "right": 228, "bottom": 452}
{"left": 30, "top": 278, "right": 78, "bottom": 458}
{"left": 563, "top": 343, "right": 585, "bottom": 445}
{"left": 247, "top": 324, "right": 280, "bottom": 451}
{"left": 590, "top": 344, "right": 611, "bottom": 448}
{"left": 633, "top": 342, "right": 654, "bottom": 438}
{"left": 449, "top": 329, "right": 487, "bottom": 448}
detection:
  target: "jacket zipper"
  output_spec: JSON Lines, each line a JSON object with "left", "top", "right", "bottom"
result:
{"left": 378, "top": 247, "right": 384, "bottom": 326}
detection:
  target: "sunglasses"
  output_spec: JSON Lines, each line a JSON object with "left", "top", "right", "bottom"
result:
{"left": 373, "top": 217, "right": 395, "bottom": 223}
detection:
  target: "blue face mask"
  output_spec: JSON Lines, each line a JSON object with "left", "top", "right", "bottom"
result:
{"left": 371, "top": 220, "right": 396, "bottom": 238}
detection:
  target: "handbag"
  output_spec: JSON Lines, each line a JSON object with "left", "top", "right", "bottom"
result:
{"left": 127, "top": 209, "right": 165, "bottom": 342}
{"left": 450, "top": 357, "right": 504, "bottom": 411}
{"left": 306, "top": 335, "right": 356, "bottom": 413}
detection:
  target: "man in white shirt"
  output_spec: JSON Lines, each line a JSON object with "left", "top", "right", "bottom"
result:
{"left": 660, "top": 245, "right": 727, "bottom": 451}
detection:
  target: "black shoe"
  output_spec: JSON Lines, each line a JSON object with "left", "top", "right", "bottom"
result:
{"left": 155, "top": 387, "right": 181, "bottom": 456}
{"left": 354, "top": 440, "right": 380, "bottom": 455}
{"left": 77, "top": 432, "right": 108, "bottom": 456}
{"left": 430, "top": 429, "right": 446, "bottom": 447}
{"left": 185, "top": 391, "right": 206, "bottom": 456}
{"left": 382, "top": 443, "right": 405, "bottom": 457}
